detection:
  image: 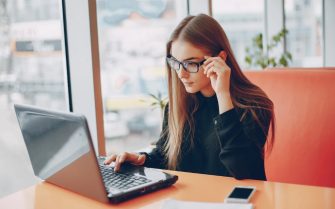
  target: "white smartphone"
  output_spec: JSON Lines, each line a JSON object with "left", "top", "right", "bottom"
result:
{"left": 224, "top": 186, "right": 256, "bottom": 203}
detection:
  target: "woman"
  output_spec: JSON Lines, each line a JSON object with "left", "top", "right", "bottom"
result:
{"left": 105, "top": 14, "right": 275, "bottom": 180}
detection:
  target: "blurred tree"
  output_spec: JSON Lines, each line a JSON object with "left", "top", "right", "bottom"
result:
{"left": 245, "top": 28, "right": 292, "bottom": 69}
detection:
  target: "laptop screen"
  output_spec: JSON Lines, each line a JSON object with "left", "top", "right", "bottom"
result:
{"left": 16, "top": 110, "right": 90, "bottom": 179}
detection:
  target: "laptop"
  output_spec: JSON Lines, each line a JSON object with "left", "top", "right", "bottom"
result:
{"left": 14, "top": 104, "right": 178, "bottom": 203}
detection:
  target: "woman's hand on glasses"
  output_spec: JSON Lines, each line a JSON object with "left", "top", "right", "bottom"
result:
{"left": 203, "top": 54, "right": 231, "bottom": 96}
{"left": 203, "top": 53, "right": 234, "bottom": 113}
{"left": 104, "top": 152, "right": 146, "bottom": 172}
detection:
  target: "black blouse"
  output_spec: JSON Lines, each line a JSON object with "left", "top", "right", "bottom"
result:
{"left": 141, "top": 92, "right": 270, "bottom": 180}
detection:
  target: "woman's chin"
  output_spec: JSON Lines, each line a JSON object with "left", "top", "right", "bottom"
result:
{"left": 184, "top": 87, "right": 198, "bottom": 94}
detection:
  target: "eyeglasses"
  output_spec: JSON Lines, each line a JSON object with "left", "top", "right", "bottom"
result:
{"left": 166, "top": 55, "right": 206, "bottom": 73}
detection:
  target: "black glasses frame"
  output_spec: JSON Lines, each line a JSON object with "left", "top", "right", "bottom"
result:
{"left": 166, "top": 55, "right": 206, "bottom": 73}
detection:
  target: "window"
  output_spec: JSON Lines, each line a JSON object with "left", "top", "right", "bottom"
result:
{"left": 96, "top": 0, "right": 178, "bottom": 155}
{"left": 285, "top": 0, "right": 323, "bottom": 67}
{"left": 212, "top": 0, "right": 265, "bottom": 69}
{"left": 0, "top": 0, "right": 67, "bottom": 197}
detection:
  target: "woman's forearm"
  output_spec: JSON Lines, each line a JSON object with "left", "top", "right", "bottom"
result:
{"left": 217, "top": 93, "right": 234, "bottom": 114}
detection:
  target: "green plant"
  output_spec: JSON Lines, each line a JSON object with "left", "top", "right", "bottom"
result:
{"left": 245, "top": 28, "right": 292, "bottom": 69}
{"left": 141, "top": 91, "right": 168, "bottom": 121}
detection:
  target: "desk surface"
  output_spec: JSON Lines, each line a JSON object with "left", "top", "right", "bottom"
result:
{"left": 1, "top": 171, "right": 334, "bottom": 209}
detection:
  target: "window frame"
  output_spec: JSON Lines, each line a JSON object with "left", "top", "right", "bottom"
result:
{"left": 61, "top": 0, "right": 105, "bottom": 155}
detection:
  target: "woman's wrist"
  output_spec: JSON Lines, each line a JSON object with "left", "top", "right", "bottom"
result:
{"left": 216, "top": 93, "right": 234, "bottom": 114}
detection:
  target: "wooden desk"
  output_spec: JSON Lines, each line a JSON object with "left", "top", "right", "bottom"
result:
{"left": 1, "top": 171, "right": 334, "bottom": 209}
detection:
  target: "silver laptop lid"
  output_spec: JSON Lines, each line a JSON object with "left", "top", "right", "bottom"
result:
{"left": 14, "top": 104, "right": 109, "bottom": 203}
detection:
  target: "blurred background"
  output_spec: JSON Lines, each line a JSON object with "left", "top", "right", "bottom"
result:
{"left": 0, "top": 0, "right": 327, "bottom": 197}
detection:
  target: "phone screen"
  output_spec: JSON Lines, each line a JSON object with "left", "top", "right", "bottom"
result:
{"left": 228, "top": 188, "right": 254, "bottom": 199}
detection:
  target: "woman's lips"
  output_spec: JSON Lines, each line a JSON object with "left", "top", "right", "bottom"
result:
{"left": 183, "top": 82, "right": 194, "bottom": 86}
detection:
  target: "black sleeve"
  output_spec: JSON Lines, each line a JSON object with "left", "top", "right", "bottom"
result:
{"left": 213, "top": 108, "right": 270, "bottom": 180}
{"left": 140, "top": 104, "right": 169, "bottom": 169}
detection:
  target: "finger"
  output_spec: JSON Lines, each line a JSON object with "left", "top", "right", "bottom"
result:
{"left": 203, "top": 61, "right": 214, "bottom": 74}
{"left": 204, "top": 56, "right": 218, "bottom": 66}
{"left": 210, "top": 57, "right": 225, "bottom": 66}
{"left": 208, "top": 61, "right": 229, "bottom": 74}
{"left": 207, "top": 63, "right": 217, "bottom": 76}
{"left": 204, "top": 59, "right": 222, "bottom": 71}
{"left": 115, "top": 152, "right": 130, "bottom": 171}
{"left": 121, "top": 152, "right": 146, "bottom": 165}
{"left": 203, "top": 63, "right": 209, "bottom": 74}
{"left": 204, "top": 56, "right": 222, "bottom": 64}
{"left": 114, "top": 155, "right": 122, "bottom": 172}
{"left": 119, "top": 152, "right": 128, "bottom": 163}
{"left": 203, "top": 57, "right": 214, "bottom": 65}
{"left": 206, "top": 63, "right": 224, "bottom": 78}
{"left": 132, "top": 154, "right": 146, "bottom": 165}
{"left": 206, "top": 66, "right": 216, "bottom": 78}
{"left": 204, "top": 56, "right": 222, "bottom": 65}
{"left": 123, "top": 153, "right": 140, "bottom": 164}
{"left": 104, "top": 154, "right": 117, "bottom": 165}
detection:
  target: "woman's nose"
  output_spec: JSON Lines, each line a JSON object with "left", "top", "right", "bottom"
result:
{"left": 178, "top": 65, "right": 189, "bottom": 79}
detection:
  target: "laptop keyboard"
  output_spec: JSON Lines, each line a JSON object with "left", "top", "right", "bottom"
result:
{"left": 98, "top": 163, "right": 152, "bottom": 191}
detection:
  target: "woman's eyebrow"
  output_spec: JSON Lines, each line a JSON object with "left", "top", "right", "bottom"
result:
{"left": 182, "top": 57, "right": 201, "bottom": 61}
{"left": 170, "top": 55, "right": 201, "bottom": 62}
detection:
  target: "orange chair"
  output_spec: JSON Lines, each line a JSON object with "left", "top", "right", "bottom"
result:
{"left": 244, "top": 68, "right": 335, "bottom": 188}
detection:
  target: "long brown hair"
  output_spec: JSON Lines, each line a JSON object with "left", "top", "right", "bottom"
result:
{"left": 164, "top": 14, "right": 275, "bottom": 170}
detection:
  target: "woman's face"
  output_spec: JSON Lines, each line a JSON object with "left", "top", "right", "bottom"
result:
{"left": 170, "top": 39, "right": 215, "bottom": 97}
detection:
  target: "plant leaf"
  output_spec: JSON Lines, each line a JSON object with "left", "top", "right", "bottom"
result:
{"left": 279, "top": 56, "right": 288, "bottom": 67}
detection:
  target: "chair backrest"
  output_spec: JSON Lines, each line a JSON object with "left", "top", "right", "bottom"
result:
{"left": 244, "top": 68, "right": 335, "bottom": 187}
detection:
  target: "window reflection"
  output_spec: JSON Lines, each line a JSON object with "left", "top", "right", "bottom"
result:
{"left": 212, "top": 0, "right": 264, "bottom": 69}
{"left": 0, "top": 0, "right": 67, "bottom": 197}
{"left": 97, "top": 0, "right": 177, "bottom": 154}
{"left": 285, "top": 0, "right": 323, "bottom": 67}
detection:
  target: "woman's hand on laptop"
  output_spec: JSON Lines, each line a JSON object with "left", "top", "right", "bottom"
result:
{"left": 104, "top": 152, "right": 146, "bottom": 172}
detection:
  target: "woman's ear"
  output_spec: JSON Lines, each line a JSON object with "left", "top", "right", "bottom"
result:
{"left": 219, "top": 51, "right": 227, "bottom": 61}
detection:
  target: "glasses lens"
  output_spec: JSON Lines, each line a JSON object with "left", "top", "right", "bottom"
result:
{"left": 186, "top": 63, "right": 198, "bottom": 73}
{"left": 168, "top": 58, "right": 180, "bottom": 71}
